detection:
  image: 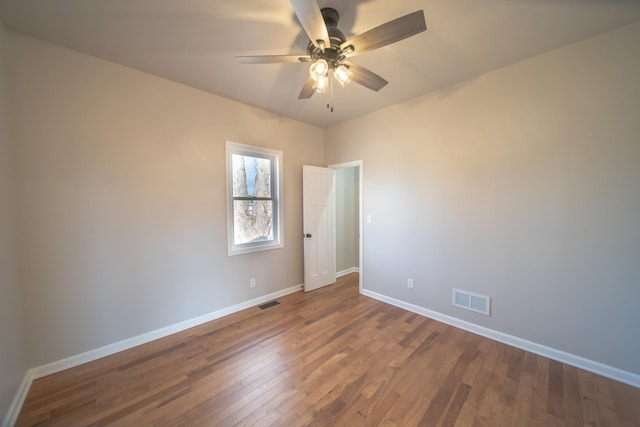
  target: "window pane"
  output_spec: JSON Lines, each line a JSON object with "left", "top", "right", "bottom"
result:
{"left": 232, "top": 154, "right": 271, "bottom": 198}
{"left": 233, "top": 200, "right": 274, "bottom": 244}
{"left": 226, "top": 141, "right": 282, "bottom": 256}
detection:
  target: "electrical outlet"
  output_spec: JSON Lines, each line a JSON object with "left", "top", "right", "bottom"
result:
{"left": 250, "top": 278, "right": 256, "bottom": 288}
{"left": 407, "top": 278, "right": 414, "bottom": 289}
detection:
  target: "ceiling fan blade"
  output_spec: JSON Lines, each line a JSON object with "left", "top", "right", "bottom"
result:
{"left": 298, "top": 76, "right": 315, "bottom": 99}
{"left": 290, "top": 0, "right": 330, "bottom": 49}
{"left": 345, "top": 61, "right": 388, "bottom": 92}
{"left": 341, "top": 10, "right": 426, "bottom": 57}
{"left": 236, "top": 54, "right": 311, "bottom": 64}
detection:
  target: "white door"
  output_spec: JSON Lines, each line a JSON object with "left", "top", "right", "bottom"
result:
{"left": 303, "top": 165, "right": 336, "bottom": 292}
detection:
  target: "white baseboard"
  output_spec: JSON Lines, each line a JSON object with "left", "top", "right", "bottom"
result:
{"left": 336, "top": 267, "right": 359, "bottom": 278}
{"left": 361, "top": 289, "right": 640, "bottom": 389}
{"left": 3, "top": 284, "right": 303, "bottom": 426}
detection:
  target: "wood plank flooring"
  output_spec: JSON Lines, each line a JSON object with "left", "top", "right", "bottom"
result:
{"left": 16, "top": 273, "right": 640, "bottom": 426}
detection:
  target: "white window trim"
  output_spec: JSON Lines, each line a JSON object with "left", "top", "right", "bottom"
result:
{"left": 225, "top": 141, "right": 283, "bottom": 256}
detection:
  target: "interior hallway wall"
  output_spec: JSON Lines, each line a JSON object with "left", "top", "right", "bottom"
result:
{"left": 335, "top": 167, "right": 359, "bottom": 273}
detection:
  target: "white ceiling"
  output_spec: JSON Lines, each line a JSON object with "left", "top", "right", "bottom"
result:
{"left": 1, "top": 0, "right": 640, "bottom": 128}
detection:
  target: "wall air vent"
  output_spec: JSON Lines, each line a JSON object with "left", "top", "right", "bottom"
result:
{"left": 452, "top": 289, "right": 491, "bottom": 316}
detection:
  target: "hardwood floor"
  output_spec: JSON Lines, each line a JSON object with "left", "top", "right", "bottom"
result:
{"left": 16, "top": 273, "right": 640, "bottom": 426}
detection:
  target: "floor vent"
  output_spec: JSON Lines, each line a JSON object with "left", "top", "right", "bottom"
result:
{"left": 258, "top": 300, "right": 280, "bottom": 310}
{"left": 452, "top": 289, "right": 491, "bottom": 316}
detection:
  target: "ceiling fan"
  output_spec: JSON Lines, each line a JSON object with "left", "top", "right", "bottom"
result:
{"left": 236, "top": 0, "right": 427, "bottom": 101}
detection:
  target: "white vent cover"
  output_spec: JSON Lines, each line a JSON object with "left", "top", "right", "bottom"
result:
{"left": 452, "top": 289, "right": 491, "bottom": 316}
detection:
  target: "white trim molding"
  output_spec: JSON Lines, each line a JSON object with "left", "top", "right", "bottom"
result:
{"left": 361, "top": 289, "right": 640, "bottom": 389}
{"left": 336, "top": 267, "right": 359, "bottom": 278}
{"left": 3, "top": 284, "right": 303, "bottom": 426}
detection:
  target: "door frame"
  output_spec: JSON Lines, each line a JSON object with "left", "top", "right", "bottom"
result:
{"left": 329, "top": 160, "right": 363, "bottom": 294}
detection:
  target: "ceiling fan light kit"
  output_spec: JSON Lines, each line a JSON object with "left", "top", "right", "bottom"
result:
{"left": 309, "top": 56, "right": 351, "bottom": 90}
{"left": 236, "top": 0, "right": 427, "bottom": 104}
{"left": 304, "top": 7, "right": 353, "bottom": 92}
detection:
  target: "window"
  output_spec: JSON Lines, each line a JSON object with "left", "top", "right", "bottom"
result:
{"left": 226, "top": 141, "right": 283, "bottom": 255}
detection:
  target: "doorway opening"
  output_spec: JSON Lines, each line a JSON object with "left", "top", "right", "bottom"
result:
{"left": 330, "top": 161, "right": 363, "bottom": 293}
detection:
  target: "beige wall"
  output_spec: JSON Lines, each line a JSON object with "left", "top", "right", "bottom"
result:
{"left": 8, "top": 33, "right": 324, "bottom": 368}
{"left": 326, "top": 21, "right": 640, "bottom": 374}
{"left": 0, "top": 22, "right": 27, "bottom": 419}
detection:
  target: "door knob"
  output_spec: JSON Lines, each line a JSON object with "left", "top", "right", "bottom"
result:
{"left": 305, "top": 233, "right": 312, "bottom": 238}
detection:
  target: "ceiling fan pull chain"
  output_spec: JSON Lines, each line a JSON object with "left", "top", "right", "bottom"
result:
{"left": 328, "top": 70, "right": 334, "bottom": 113}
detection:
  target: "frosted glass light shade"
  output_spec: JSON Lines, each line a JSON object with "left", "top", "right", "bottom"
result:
{"left": 334, "top": 64, "right": 352, "bottom": 87}
{"left": 312, "top": 74, "right": 328, "bottom": 93}
{"left": 309, "top": 59, "right": 328, "bottom": 81}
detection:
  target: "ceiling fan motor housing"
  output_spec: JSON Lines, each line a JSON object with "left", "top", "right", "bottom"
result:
{"left": 307, "top": 8, "right": 349, "bottom": 67}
